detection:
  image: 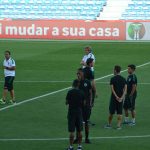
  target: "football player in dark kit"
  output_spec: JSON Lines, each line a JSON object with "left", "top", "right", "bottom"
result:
{"left": 105, "top": 65, "right": 127, "bottom": 129}
{"left": 83, "top": 58, "right": 95, "bottom": 80}
{"left": 83, "top": 58, "right": 97, "bottom": 126}
{"left": 83, "top": 58, "right": 97, "bottom": 102}
{"left": 123, "top": 64, "right": 137, "bottom": 126}
{"left": 66, "top": 79, "right": 84, "bottom": 150}
{"left": 76, "top": 68, "right": 92, "bottom": 143}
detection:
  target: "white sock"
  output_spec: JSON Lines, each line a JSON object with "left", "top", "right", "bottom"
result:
{"left": 69, "top": 145, "right": 73, "bottom": 148}
{"left": 132, "top": 118, "right": 135, "bottom": 123}
{"left": 125, "top": 117, "right": 129, "bottom": 122}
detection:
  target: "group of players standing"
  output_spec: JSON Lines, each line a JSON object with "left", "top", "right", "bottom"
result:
{"left": 66, "top": 46, "right": 137, "bottom": 150}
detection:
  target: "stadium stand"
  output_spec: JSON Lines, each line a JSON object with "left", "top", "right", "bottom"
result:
{"left": 97, "top": 0, "right": 131, "bottom": 20}
{"left": 0, "top": 0, "right": 107, "bottom": 20}
{"left": 121, "top": 0, "right": 150, "bottom": 20}
{"left": 0, "top": 0, "right": 150, "bottom": 20}
{"left": 97, "top": 0, "right": 150, "bottom": 20}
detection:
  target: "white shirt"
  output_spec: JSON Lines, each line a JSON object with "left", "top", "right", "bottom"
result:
{"left": 82, "top": 52, "right": 95, "bottom": 71}
{"left": 3, "top": 57, "right": 16, "bottom": 77}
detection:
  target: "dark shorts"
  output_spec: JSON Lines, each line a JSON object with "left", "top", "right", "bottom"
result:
{"left": 109, "top": 97, "right": 123, "bottom": 115}
{"left": 82, "top": 105, "right": 91, "bottom": 123}
{"left": 123, "top": 93, "right": 137, "bottom": 111}
{"left": 4, "top": 76, "right": 15, "bottom": 91}
{"left": 67, "top": 108, "right": 83, "bottom": 132}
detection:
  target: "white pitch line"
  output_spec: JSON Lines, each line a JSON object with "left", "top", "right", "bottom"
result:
{"left": 0, "top": 87, "right": 71, "bottom": 112}
{"left": 0, "top": 80, "right": 72, "bottom": 83}
{"left": 0, "top": 135, "right": 150, "bottom": 141}
{"left": 0, "top": 61, "right": 150, "bottom": 112}
{"left": 95, "top": 82, "right": 150, "bottom": 85}
{"left": 0, "top": 81, "right": 150, "bottom": 85}
{"left": 94, "top": 82, "right": 150, "bottom": 85}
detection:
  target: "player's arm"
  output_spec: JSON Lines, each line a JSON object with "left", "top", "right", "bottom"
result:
{"left": 89, "top": 88, "right": 93, "bottom": 107}
{"left": 80, "top": 60, "right": 87, "bottom": 67}
{"left": 80, "top": 60, "right": 85, "bottom": 65}
{"left": 90, "top": 68, "right": 97, "bottom": 97}
{"left": 92, "top": 62, "right": 94, "bottom": 68}
{"left": 66, "top": 92, "right": 70, "bottom": 105}
{"left": 81, "top": 91, "right": 85, "bottom": 107}
{"left": 4, "top": 66, "right": 16, "bottom": 70}
{"left": 130, "top": 84, "right": 137, "bottom": 97}
{"left": 130, "top": 75, "right": 137, "bottom": 97}
{"left": 120, "top": 84, "right": 127, "bottom": 101}
{"left": 91, "top": 79, "right": 97, "bottom": 97}
{"left": 111, "top": 85, "right": 120, "bottom": 102}
{"left": 80, "top": 56, "right": 87, "bottom": 66}
{"left": 91, "top": 54, "right": 95, "bottom": 67}
{"left": 91, "top": 60, "right": 95, "bottom": 68}
{"left": 88, "top": 80, "right": 93, "bottom": 106}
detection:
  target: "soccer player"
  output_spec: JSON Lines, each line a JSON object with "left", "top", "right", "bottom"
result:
{"left": 77, "top": 68, "right": 92, "bottom": 143}
{"left": 0, "top": 50, "right": 16, "bottom": 104}
{"left": 105, "top": 65, "right": 127, "bottom": 129}
{"left": 66, "top": 79, "right": 84, "bottom": 150}
{"left": 123, "top": 64, "right": 137, "bottom": 126}
{"left": 83, "top": 58, "right": 97, "bottom": 126}
{"left": 83, "top": 58, "right": 97, "bottom": 105}
{"left": 80, "top": 46, "right": 95, "bottom": 72}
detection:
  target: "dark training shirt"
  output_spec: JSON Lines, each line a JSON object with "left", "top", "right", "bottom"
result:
{"left": 127, "top": 74, "right": 137, "bottom": 94}
{"left": 66, "top": 88, "right": 84, "bottom": 109}
{"left": 110, "top": 75, "right": 127, "bottom": 98}
{"left": 83, "top": 67, "right": 94, "bottom": 81}
{"left": 79, "top": 79, "right": 92, "bottom": 106}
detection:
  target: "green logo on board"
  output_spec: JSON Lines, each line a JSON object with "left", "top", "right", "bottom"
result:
{"left": 128, "top": 23, "right": 145, "bottom": 40}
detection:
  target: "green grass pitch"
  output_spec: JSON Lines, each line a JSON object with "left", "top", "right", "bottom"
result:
{"left": 0, "top": 40, "right": 150, "bottom": 150}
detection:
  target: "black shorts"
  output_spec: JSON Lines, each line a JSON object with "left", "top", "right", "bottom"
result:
{"left": 82, "top": 106, "right": 91, "bottom": 123}
{"left": 123, "top": 93, "right": 137, "bottom": 111}
{"left": 67, "top": 109, "right": 83, "bottom": 132}
{"left": 109, "top": 97, "right": 123, "bottom": 115}
{"left": 4, "top": 76, "right": 15, "bottom": 91}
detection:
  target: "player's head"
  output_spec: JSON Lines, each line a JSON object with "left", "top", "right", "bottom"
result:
{"left": 84, "top": 46, "right": 92, "bottom": 55}
{"left": 128, "top": 64, "right": 136, "bottom": 74}
{"left": 5, "top": 50, "right": 11, "bottom": 60}
{"left": 72, "top": 79, "right": 80, "bottom": 88}
{"left": 86, "top": 58, "right": 94, "bottom": 67}
{"left": 77, "top": 68, "right": 84, "bottom": 80}
{"left": 114, "top": 65, "right": 121, "bottom": 75}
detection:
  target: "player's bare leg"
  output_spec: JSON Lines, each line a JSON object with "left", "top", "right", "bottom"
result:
{"left": 124, "top": 109, "right": 129, "bottom": 124}
{"left": 73, "top": 131, "right": 78, "bottom": 144}
{"left": 108, "top": 114, "right": 113, "bottom": 125}
{"left": 130, "top": 110, "right": 136, "bottom": 125}
{"left": 10, "top": 90, "right": 16, "bottom": 103}
{"left": 77, "top": 132, "right": 82, "bottom": 150}
{"left": 3, "top": 89, "right": 8, "bottom": 101}
{"left": 105, "top": 114, "right": 113, "bottom": 129}
{"left": 85, "top": 122, "right": 90, "bottom": 143}
{"left": 0, "top": 89, "right": 7, "bottom": 104}
{"left": 117, "top": 115, "right": 122, "bottom": 129}
{"left": 67, "top": 132, "right": 74, "bottom": 150}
